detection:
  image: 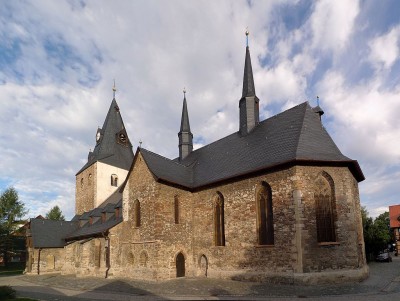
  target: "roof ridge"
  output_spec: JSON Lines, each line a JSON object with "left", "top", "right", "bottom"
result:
{"left": 294, "top": 102, "right": 310, "bottom": 158}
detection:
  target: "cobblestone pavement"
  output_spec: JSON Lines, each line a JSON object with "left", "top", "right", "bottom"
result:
{"left": 1, "top": 256, "right": 400, "bottom": 300}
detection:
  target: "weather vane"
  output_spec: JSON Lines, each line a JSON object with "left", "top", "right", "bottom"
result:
{"left": 113, "top": 79, "right": 117, "bottom": 99}
{"left": 183, "top": 87, "right": 186, "bottom": 97}
{"left": 245, "top": 27, "right": 249, "bottom": 47}
{"left": 139, "top": 140, "right": 142, "bottom": 148}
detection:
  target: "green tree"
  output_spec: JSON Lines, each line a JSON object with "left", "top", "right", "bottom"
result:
{"left": 361, "top": 207, "right": 392, "bottom": 260}
{"left": 0, "top": 187, "right": 27, "bottom": 266}
{"left": 45, "top": 205, "right": 65, "bottom": 221}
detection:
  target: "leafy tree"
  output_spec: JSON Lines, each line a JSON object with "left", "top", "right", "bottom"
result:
{"left": 45, "top": 205, "right": 65, "bottom": 221}
{"left": 361, "top": 207, "right": 392, "bottom": 260}
{"left": 0, "top": 187, "right": 27, "bottom": 266}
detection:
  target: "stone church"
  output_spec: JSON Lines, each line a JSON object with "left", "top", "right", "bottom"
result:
{"left": 26, "top": 37, "right": 368, "bottom": 284}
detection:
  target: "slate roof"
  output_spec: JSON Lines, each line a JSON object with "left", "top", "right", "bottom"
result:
{"left": 29, "top": 189, "right": 124, "bottom": 246}
{"left": 77, "top": 98, "right": 134, "bottom": 174}
{"left": 29, "top": 219, "right": 78, "bottom": 248}
{"left": 139, "top": 101, "right": 364, "bottom": 190}
{"left": 180, "top": 96, "right": 191, "bottom": 133}
{"left": 242, "top": 46, "right": 256, "bottom": 98}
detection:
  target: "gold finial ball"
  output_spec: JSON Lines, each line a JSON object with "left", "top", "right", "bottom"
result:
{"left": 245, "top": 30, "right": 249, "bottom": 36}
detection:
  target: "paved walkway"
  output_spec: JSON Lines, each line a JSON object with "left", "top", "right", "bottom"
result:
{"left": 1, "top": 256, "right": 400, "bottom": 300}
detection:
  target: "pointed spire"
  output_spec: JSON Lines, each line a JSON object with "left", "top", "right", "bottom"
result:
{"left": 242, "top": 30, "right": 255, "bottom": 98}
{"left": 178, "top": 88, "right": 193, "bottom": 160}
{"left": 239, "top": 30, "right": 259, "bottom": 135}
{"left": 180, "top": 88, "right": 191, "bottom": 132}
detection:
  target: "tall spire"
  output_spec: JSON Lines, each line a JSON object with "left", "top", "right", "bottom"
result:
{"left": 242, "top": 30, "right": 256, "bottom": 98}
{"left": 178, "top": 88, "right": 193, "bottom": 160}
{"left": 239, "top": 29, "right": 259, "bottom": 135}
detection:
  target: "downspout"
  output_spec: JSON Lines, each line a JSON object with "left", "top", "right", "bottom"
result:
{"left": 37, "top": 248, "right": 41, "bottom": 275}
{"left": 103, "top": 232, "right": 111, "bottom": 278}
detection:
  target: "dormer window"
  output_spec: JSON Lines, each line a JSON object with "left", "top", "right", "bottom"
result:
{"left": 89, "top": 216, "right": 93, "bottom": 225}
{"left": 115, "top": 207, "right": 120, "bottom": 219}
{"left": 111, "top": 174, "right": 118, "bottom": 187}
{"left": 102, "top": 212, "right": 106, "bottom": 223}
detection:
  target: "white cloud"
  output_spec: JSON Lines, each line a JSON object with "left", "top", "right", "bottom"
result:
{"left": 310, "top": 0, "right": 359, "bottom": 51}
{"left": 368, "top": 26, "right": 400, "bottom": 70}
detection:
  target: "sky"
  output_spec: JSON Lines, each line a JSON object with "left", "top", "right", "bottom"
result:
{"left": 0, "top": 0, "right": 399, "bottom": 220}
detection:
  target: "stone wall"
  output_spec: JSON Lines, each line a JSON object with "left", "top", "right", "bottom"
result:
{"left": 105, "top": 153, "right": 367, "bottom": 283}
{"left": 26, "top": 248, "right": 65, "bottom": 275}
{"left": 75, "top": 164, "right": 96, "bottom": 215}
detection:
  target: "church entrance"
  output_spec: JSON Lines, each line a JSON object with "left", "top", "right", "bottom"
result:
{"left": 176, "top": 252, "right": 185, "bottom": 277}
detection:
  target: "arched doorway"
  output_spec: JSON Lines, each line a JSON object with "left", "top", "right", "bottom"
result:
{"left": 176, "top": 252, "right": 185, "bottom": 277}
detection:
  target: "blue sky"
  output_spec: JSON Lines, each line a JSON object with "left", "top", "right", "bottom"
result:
{"left": 0, "top": 0, "right": 399, "bottom": 219}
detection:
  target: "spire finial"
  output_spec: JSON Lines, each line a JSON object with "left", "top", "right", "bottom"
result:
{"left": 183, "top": 87, "right": 186, "bottom": 98}
{"left": 317, "top": 96, "right": 320, "bottom": 106}
{"left": 112, "top": 79, "right": 116, "bottom": 99}
{"left": 245, "top": 27, "right": 249, "bottom": 47}
{"left": 139, "top": 140, "right": 142, "bottom": 148}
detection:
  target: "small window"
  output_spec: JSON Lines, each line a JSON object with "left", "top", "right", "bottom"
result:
{"left": 89, "top": 216, "right": 93, "bottom": 225}
{"left": 81, "top": 178, "right": 84, "bottom": 188}
{"left": 101, "top": 212, "right": 106, "bottom": 223}
{"left": 174, "top": 196, "right": 180, "bottom": 224}
{"left": 115, "top": 207, "right": 120, "bottom": 219}
{"left": 88, "top": 174, "right": 92, "bottom": 186}
{"left": 111, "top": 174, "right": 118, "bottom": 187}
{"left": 134, "top": 200, "right": 141, "bottom": 227}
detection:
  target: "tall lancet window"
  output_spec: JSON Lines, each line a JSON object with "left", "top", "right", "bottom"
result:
{"left": 134, "top": 199, "right": 141, "bottom": 227}
{"left": 256, "top": 182, "right": 274, "bottom": 245}
{"left": 315, "top": 172, "right": 337, "bottom": 243}
{"left": 174, "top": 196, "right": 180, "bottom": 224}
{"left": 214, "top": 192, "right": 225, "bottom": 246}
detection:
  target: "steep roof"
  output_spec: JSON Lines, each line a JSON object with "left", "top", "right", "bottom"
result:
{"left": 242, "top": 46, "right": 256, "bottom": 98}
{"left": 77, "top": 98, "right": 134, "bottom": 175}
{"left": 137, "top": 102, "right": 364, "bottom": 190}
{"left": 29, "top": 219, "right": 78, "bottom": 248}
{"left": 179, "top": 96, "right": 191, "bottom": 133}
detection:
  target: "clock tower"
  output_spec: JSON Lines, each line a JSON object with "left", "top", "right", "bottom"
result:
{"left": 75, "top": 89, "right": 134, "bottom": 214}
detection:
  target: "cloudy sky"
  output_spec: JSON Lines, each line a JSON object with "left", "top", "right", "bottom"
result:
{"left": 0, "top": 0, "right": 399, "bottom": 220}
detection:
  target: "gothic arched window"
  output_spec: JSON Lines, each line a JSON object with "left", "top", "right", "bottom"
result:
{"left": 315, "top": 172, "right": 336, "bottom": 243}
{"left": 134, "top": 200, "right": 141, "bottom": 227}
{"left": 256, "top": 181, "right": 274, "bottom": 245}
{"left": 214, "top": 192, "right": 225, "bottom": 246}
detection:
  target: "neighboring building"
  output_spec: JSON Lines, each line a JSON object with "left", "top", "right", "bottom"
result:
{"left": 389, "top": 205, "right": 400, "bottom": 255}
{"left": 27, "top": 36, "right": 368, "bottom": 284}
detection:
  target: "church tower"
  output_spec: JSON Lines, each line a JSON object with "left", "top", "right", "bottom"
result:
{"left": 239, "top": 30, "right": 259, "bottom": 135}
{"left": 75, "top": 84, "right": 134, "bottom": 214}
{"left": 178, "top": 89, "right": 193, "bottom": 160}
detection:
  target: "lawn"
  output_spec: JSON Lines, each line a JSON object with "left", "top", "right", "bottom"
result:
{"left": 0, "top": 263, "right": 25, "bottom": 277}
{"left": 0, "top": 285, "right": 38, "bottom": 301}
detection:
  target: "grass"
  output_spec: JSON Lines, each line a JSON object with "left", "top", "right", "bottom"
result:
{"left": 0, "top": 263, "right": 25, "bottom": 277}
